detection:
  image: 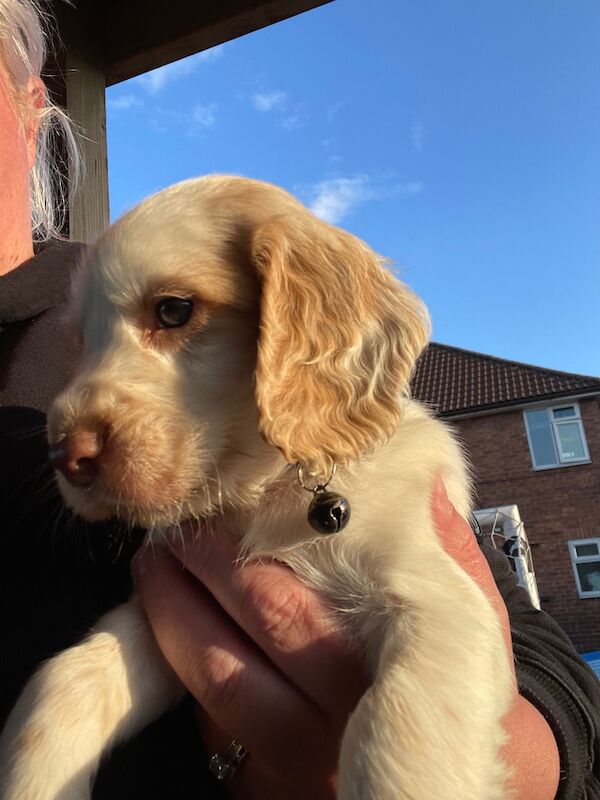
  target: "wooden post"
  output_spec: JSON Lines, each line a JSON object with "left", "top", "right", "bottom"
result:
{"left": 50, "top": 1, "right": 109, "bottom": 243}
{"left": 47, "top": 0, "right": 333, "bottom": 241}
{"left": 64, "top": 52, "right": 109, "bottom": 243}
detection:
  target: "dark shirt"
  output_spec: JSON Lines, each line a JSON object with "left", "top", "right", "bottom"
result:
{"left": 1, "top": 240, "right": 598, "bottom": 798}
{"left": 487, "top": 540, "right": 600, "bottom": 799}
{"left": 0, "top": 241, "right": 227, "bottom": 799}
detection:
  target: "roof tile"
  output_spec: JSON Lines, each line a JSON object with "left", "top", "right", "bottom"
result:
{"left": 412, "top": 343, "right": 600, "bottom": 416}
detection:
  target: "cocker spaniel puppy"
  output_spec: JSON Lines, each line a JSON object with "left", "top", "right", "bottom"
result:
{"left": 0, "top": 176, "right": 513, "bottom": 799}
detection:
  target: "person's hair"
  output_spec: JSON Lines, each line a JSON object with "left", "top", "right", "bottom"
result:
{"left": 0, "top": 0, "right": 80, "bottom": 240}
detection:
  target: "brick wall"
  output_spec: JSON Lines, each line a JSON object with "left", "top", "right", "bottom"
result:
{"left": 449, "top": 396, "right": 600, "bottom": 652}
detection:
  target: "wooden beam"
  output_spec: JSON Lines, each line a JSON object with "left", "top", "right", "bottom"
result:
{"left": 46, "top": 0, "right": 332, "bottom": 239}
{"left": 49, "top": 1, "right": 109, "bottom": 242}
{"left": 64, "top": 53, "right": 109, "bottom": 242}
{"left": 103, "top": 0, "right": 331, "bottom": 86}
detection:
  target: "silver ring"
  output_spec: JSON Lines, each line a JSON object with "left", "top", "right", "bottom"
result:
{"left": 208, "top": 738, "right": 248, "bottom": 782}
{"left": 297, "top": 462, "right": 336, "bottom": 492}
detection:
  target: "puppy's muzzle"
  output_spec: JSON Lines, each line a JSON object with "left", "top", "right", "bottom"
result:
{"left": 48, "top": 430, "right": 104, "bottom": 488}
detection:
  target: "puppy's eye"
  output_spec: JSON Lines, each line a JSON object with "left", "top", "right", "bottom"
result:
{"left": 155, "top": 297, "right": 194, "bottom": 329}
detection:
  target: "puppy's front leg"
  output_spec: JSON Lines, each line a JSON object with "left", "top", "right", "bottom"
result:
{"left": 0, "top": 597, "right": 184, "bottom": 800}
{"left": 338, "top": 574, "right": 513, "bottom": 800}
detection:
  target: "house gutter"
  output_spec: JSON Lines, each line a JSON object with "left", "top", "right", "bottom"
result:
{"left": 437, "top": 390, "right": 600, "bottom": 421}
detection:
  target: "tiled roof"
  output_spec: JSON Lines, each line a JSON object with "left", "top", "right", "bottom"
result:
{"left": 412, "top": 343, "right": 600, "bottom": 416}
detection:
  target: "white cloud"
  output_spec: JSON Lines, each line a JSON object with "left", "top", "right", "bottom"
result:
{"left": 283, "top": 102, "right": 307, "bottom": 131}
{"left": 282, "top": 112, "right": 302, "bottom": 131}
{"left": 251, "top": 90, "right": 287, "bottom": 111}
{"left": 411, "top": 122, "right": 424, "bottom": 152}
{"left": 107, "top": 94, "right": 143, "bottom": 111}
{"left": 195, "top": 46, "right": 224, "bottom": 64}
{"left": 137, "top": 45, "right": 224, "bottom": 93}
{"left": 308, "top": 176, "right": 372, "bottom": 224}
{"left": 193, "top": 102, "right": 217, "bottom": 128}
{"left": 250, "top": 89, "right": 307, "bottom": 130}
{"left": 307, "top": 175, "right": 424, "bottom": 224}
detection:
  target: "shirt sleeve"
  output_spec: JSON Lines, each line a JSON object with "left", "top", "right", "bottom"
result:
{"left": 482, "top": 541, "right": 600, "bottom": 800}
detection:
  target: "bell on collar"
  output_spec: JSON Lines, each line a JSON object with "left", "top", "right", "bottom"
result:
{"left": 307, "top": 490, "right": 351, "bottom": 534}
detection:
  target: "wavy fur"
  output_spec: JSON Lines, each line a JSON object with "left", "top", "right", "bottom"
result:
{"left": 253, "top": 214, "right": 430, "bottom": 477}
{"left": 0, "top": 176, "right": 513, "bottom": 800}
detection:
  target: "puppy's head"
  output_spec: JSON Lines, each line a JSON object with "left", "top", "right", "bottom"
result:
{"left": 49, "top": 176, "right": 429, "bottom": 527}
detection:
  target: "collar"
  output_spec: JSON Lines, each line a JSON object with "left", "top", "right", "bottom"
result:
{"left": 0, "top": 239, "right": 86, "bottom": 326}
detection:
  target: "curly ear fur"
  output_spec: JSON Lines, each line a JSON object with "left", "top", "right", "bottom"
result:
{"left": 252, "top": 214, "right": 431, "bottom": 477}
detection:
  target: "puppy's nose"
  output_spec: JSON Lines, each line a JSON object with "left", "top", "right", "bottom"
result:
{"left": 48, "top": 430, "right": 104, "bottom": 488}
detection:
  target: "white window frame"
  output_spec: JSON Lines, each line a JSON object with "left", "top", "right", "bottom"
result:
{"left": 568, "top": 539, "right": 600, "bottom": 599}
{"left": 523, "top": 402, "right": 591, "bottom": 470}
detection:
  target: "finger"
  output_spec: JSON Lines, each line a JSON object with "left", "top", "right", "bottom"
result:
{"left": 431, "top": 477, "right": 512, "bottom": 650}
{"left": 132, "top": 545, "right": 338, "bottom": 774}
{"left": 194, "top": 703, "right": 263, "bottom": 800}
{"left": 196, "top": 706, "right": 337, "bottom": 800}
{"left": 164, "top": 522, "right": 367, "bottom": 719}
{"left": 431, "top": 475, "right": 496, "bottom": 586}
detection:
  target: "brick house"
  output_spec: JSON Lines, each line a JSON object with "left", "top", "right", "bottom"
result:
{"left": 412, "top": 343, "right": 600, "bottom": 653}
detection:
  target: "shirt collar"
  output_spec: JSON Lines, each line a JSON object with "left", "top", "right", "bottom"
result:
{"left": 0, "top": 239, "right": 85, "bottom": 326}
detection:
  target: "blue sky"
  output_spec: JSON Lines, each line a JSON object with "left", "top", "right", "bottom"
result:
{"left": 106, "top": 0, "right": 600, "bottom": 377}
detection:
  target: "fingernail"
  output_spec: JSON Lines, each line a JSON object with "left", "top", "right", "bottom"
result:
{"left": 432, "top": 474, "right": 447, "bottom": 505}
{"left": 432, "top": 474, "right": 454, "bottom": 521}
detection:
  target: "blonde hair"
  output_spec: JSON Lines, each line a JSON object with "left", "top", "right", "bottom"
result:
{"left": 0, "top": 0, "right": 80, "bottom": 240}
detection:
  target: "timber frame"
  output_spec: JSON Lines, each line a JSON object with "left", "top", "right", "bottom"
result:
{"left": 46, "top": 0, "right": 331, "bottom": 241}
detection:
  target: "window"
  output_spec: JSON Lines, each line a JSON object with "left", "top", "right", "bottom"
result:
{"left": 523, "top": 403, "right": 590, "bottom": 469}
{"left": 568, "top": 539, "right": 600, "bottom": 598}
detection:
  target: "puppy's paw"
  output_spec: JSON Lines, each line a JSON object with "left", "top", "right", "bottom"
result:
{"left": 0, "top": 598, "right": 183, "bottom": 800}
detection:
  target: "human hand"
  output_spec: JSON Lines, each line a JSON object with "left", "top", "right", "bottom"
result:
{"left": 132, "top": 524, "right": 368, "bottom": 799}
{"left": 431, "top": 476, "right": 513, "bottom": 654}
{"left": 133, "top": 479, "right": 559, "bottom": 799}
{"left": 431, "top": 476, "right": 559, "bottom": 800}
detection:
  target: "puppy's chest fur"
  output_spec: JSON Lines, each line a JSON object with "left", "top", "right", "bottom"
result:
{"left": 185, "top": 399, "right": 473, "bottom": 671}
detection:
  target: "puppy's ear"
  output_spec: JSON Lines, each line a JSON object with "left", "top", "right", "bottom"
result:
{"left": 252, "top": 214, "right": 430, "bottom": 477}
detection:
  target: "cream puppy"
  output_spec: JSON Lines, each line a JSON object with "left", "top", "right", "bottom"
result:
{"left": 0, "top": 176, "right": 513, "bottom": 800}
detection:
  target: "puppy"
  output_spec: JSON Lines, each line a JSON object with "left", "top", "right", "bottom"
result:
{"left": 0, "top": 176, "right": 513, "bottom": 799}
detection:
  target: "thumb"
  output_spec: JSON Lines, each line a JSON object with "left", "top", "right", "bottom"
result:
{"left": 431, "top": 475, "right": 486, "bottom": 583}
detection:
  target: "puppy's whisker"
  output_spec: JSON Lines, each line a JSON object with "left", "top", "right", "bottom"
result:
{"left": 215, "top": 471, "right": 224, "bottom": 517}
{"left": 7, "top": 421, "right": 49, "bottom": 442}
{"left": 202, "top": 479, "right": 211, "bottom": 516}
{"left": 145, "top": 532, "right": 157, "bottom": 560}
{"left": 110, "top": 534, "right": 125, "bottom": 564}
{"left": 171, "top": 519, "right": 187, "bottom": 564}
{"left": 26, "top": 477, "right": 59, "bottom": 510}
{"left": 10, "top": 463, "right": 57, "bottom": 506}
{"left": 47, "top": 502, "right": 70, "bottom": 549}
